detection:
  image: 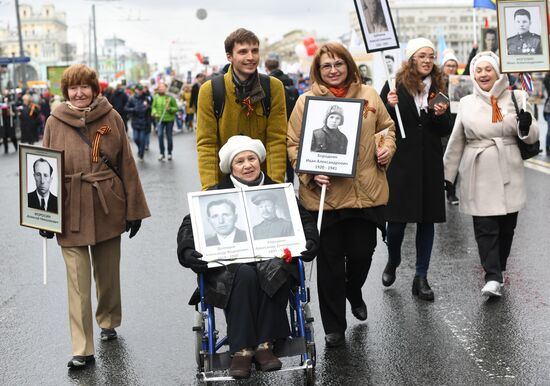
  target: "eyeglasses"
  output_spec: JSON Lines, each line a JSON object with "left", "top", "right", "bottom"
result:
{"left": 413, "top": 54, "right": 436, "bottom": 62}
{"left": 320, "top": 60, "right": 346, "bottom": 72}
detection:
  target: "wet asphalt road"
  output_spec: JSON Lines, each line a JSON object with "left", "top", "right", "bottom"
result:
{"left": 1, "top": 128, "right": 550, "bottom": 386}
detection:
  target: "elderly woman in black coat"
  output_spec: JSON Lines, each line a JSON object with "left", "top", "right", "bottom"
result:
{"left": 380, "top": 37, "right": 451, "bottom": 301}
{"left": 177, "top": 135, "right": 319, "bottom": 380}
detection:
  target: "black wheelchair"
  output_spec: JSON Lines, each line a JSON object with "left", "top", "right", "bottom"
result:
{"left": 192, "top": 258, "right": 316, "bottom": 384}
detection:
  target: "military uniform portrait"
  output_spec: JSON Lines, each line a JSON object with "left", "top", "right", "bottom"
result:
{"left": 310, "top": 105, "right": 349, "bottom": 155}
{"left": 249, "top": 191, "right": 294, "bottom": 240}
{"left": 506, "top": 7, "right": 542, "bottom": 55}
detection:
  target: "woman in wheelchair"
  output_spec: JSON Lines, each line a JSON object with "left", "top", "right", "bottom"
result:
{"left": 177, "top": 135, "right": 319, "bottom": 379}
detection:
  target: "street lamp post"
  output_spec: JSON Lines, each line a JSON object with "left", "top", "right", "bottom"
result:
{"left": 14, "top": 0, "right": 26, "bottom": 87}
{"left": 92, "top": 4, "right": 99, "bottom": 71}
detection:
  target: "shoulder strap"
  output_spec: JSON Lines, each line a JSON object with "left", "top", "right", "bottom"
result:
{"left": 212, "top": 73, "right": 272, "bottom": 121}
{"left": 72, "top": 125, "right": 124, "bottom": 182}
{"left": 52, "top": 116, "right": 124, "bottom": 182}
{"left": 510, "top": 90, "right": 520, "bottom": 116}
{"left": 259, "top": 74, "right": 271, "bottom": 118}
{"left": 211, "top": 75, "right": 225, "bottom": 121}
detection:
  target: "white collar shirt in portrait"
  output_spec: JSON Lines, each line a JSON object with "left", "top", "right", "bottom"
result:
{"left": 217, "top": 229, "right": 237, "bottom": 245}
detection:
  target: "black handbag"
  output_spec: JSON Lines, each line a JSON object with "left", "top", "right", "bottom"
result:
{"left": 510, "top": 91, "right": 540, "bottom": 160}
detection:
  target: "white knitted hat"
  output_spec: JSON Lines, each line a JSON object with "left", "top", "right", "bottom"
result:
{"left": 218, "top": 135, "right": 266, "bottom": 174}
{"left": 405, "top": 37, "right": 435, "bottom": 61}
{"left": 469, "top": 51, "right": 500, "bottom": 78}
{"left": 442, "top": 51, "right": 459, "bottom": 66}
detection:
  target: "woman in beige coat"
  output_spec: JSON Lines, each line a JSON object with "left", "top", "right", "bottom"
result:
{"left": 288, "top": 42, "right": 396, "bottom": 347}
{"left": 42, "top": 64, "right": 150, "bottom": 368}
{"left": 444, "top": 52, "right": 539, "bottom": 297}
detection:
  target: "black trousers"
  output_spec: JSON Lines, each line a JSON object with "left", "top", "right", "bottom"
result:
{"left": 225, "top": 264, "right": 290, "bottom": 353}
{"left": 317, "top": 218, "right": 377, "bottom": 334}
{"left": 472, "top": 212, "right": 518, "bottom": 283}
{"left": 2, "top": 122, "right": 18, "bottom": 153}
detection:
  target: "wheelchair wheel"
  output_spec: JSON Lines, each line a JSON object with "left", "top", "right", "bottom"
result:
{"left": 193, "top": 311, "right": 204, "bottom": 368}
{"left": 304, "top": 366, "right": 315, "bottom": 386}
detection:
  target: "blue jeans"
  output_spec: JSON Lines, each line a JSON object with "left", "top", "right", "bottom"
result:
{"left": 133, "top": 129, "right": 147, "bottom": 158}
{"left": 157, "top": 120, "right": 174, "bottom": 156}
{"left": 386, "top": 222, "right": 435, "bottom": 277}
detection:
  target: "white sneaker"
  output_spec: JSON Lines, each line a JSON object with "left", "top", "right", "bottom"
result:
{"left": 167, "top": 154, "right": 172, "bottom": 161}
{"left": 158, "top": 154, "right": 165, "bottom": 161}
{"left": 481, "top": 280, "right": 502, "bottom": 297}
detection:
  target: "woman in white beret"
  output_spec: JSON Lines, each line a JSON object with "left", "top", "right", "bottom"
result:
{"left": 380, "top": 37, "right": 452, "bottom": 301}
{"left": 176, "top": 135, "right": 319, "bottom": 379}
{"left": 444, "top": 51, "right": 538, "bottom": 297}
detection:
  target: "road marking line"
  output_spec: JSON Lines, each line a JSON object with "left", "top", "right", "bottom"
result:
{"left": 524, "top": 159, "right": 550, "bottom": 175}
{"left": 526, "top": 158, "right": 550, "bottom": 168}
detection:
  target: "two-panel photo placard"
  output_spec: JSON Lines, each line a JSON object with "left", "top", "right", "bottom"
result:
{"left": 187, "top": 184, "right": 306, "bottom": 267}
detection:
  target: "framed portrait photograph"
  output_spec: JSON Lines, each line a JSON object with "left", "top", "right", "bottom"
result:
{"left": 354, "top": 0, "right": 399, "bottom": 52}
{"left": 168, "top": 78, "right": 184, "bottom": 96}
{"left": 497, "top": 0, "right": 550, "bottom": 72}
{"left": 481, "top": 27, "right": 500, "bottom": 54}
{"left": 187, "top": 184, "right": 306, "bottom": 268}
{"left": 448, "top": 75, "right": 475, "bottom": 113}
{"left": 295, "top": 96, "right": 364, "bottom": 178}
{"left": 19, "top": 144, "right": 64, "bottom": 233}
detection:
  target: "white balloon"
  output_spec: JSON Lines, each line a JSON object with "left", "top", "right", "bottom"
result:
{"left": 294, "top": 44, "right": 308, "bottom": 59}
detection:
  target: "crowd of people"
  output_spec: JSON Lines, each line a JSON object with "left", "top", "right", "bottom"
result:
{"left": 24, "top": 26, "right": 542, "bottom": 379}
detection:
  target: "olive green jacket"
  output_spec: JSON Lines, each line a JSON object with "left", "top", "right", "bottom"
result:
{"left": 196, "top": 68, "right": 287, "bottom": 190}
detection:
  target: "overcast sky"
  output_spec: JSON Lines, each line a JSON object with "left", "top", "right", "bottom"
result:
{"left": 0, "top": 0, "right": 360, "bottom": 69}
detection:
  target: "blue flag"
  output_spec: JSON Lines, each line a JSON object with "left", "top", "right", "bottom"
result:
{"left": 474, "top": 0, "right": 496, "bottom": 10}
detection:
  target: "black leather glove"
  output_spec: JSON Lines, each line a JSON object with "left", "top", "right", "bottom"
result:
{"left": 178, "top": 249, "right": 208, "bottom": 273}
{"left": 126, "top": 220, "right": 141, "bottom": 239}
{"left": 39, "top": 230, "right": 54, "bottom": 239}
{"left": 300, "top": 239, "right": 319, "bottom": 262}
{"left": 444, "top": 180, "right": 454, "bottom": 192}
{"left": 517, "top": 109, "right": 532, "bottom": 136}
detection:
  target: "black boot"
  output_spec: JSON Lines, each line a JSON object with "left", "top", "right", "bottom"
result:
{"left": 412, "top": 276, "right": 434, "bottom": 301}
{"left": 382, "top": 262, "right": 398, "bottom": 287}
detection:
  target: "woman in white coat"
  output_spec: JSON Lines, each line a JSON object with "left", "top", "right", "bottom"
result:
{"left": 443, "top": 51, "right": 539, "bottom": 297}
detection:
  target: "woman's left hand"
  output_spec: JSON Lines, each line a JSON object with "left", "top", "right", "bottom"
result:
{"left": 433, "top": 102, "right": 448, "bottom": 116}
{"left": 377, "top": 146, "right": 391, "bottom": 166}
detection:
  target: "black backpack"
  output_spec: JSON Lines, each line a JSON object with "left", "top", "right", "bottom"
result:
{"left": 283, "top": 84, "right": 299, "bottom": 120}
{"left": 211, "top": 74, "right": 271, "bottom": 125}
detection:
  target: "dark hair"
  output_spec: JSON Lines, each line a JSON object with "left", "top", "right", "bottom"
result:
{"left": 265, "top": 58, "right": 279, "bottom": 72}
{"left": 384, "top": 55, "right": 395, "bottom": 62}
{"left": 33, "top": 158, "right": 53, "bottom": 175}
{"left": 60, "top": 64, "right": 100, "bottom": 101}
{"left": 206, "top": 199, "right": 236, "bottom": 217}
{"left": 395, "top": 56, "right": 445, "bottom": 96}
{"left": 224, "top": 28, "right": 260, "bottom": 54}
{"left": 310, "top": 42, "right": 360, "bottom": 89}
{"left": 514, "top": 8, "right": 531, "bottom": 21}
